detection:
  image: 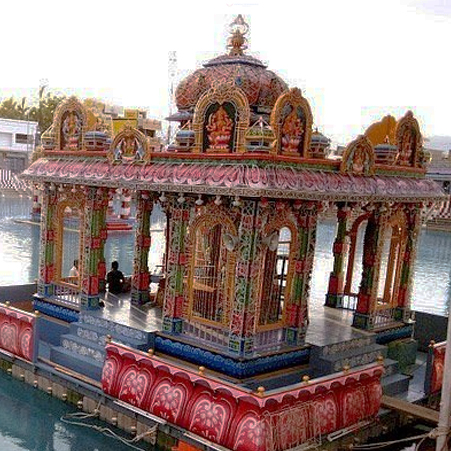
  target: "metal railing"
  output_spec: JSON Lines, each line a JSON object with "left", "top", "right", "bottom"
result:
{"left": 52, "top": 281, "right": 81, "bottom": 309}
{"left": 372, "top": 306, "right": 396, "bottom": 329}
{"left": 341, "top": 293, "right": 359, "bottom": 311}
{"left": 254, "top": 328, "right": 286, "bottom": 351}
{"left": 183, "top": 321, "right": 229, "bottom": 348}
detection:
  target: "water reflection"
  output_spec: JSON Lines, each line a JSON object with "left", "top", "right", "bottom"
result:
{"left": 0, "top": 372, "right": 141, "bottom": 451}
{"left": 1, "top": 194, "right": 451, "bottom": 316}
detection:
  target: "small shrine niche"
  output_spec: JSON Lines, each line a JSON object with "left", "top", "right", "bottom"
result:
{"left": 340, "top": 135, "right": 375, "bottom": 176}
{"left": 271, "top": 88, "right": 313, "bottom": 158}
{"left": 51, "top": 97, "right": 88, "bottom": 151}
{"left": 192, "top": 82, "right": 250, "bottom": 153}
{"left": 395, "top": 111, "right": 422, "bottom": 167}
{"left": 61, "top": 111, "right": 83, "bottom": 150}
{"left": 203, "top": 102, "right": 236, "bottom": 152}
{"left": 109, "top": 125, "right": 149, "bottom": 162}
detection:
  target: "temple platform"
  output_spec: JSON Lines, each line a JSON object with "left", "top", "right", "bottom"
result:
{"left": 30, "top": 291, "right": 416, "bottom": 398}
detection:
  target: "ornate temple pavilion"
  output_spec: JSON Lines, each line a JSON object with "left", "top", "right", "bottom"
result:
{"left": 20, "top": 15, "right": 446, "bottom": 451}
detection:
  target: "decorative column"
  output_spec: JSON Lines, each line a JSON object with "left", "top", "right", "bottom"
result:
{"left": 162, "top": 194, "right": 191, "bottom": 334}
{"left": 120, "top": 190, "right": 131, "bottom": 220}
{"left": 131, "top": 191, "right": 153, "bottom": 305}
{"left": 353, "top": 204, "right": 389, "bottom": 330}
{"left": 80, "top": 187, "right": 108, "bottom": 309}
{"left": 395, "top": 203, "right": 422, "bottom": 321}
{"left": 325, "top": 202, "right": 350, "bottom": 308}
{"left": 31, "top": 187, "right": 41, "bottom": 221}
{"left": 286, "top": 201, "right": 320, "bottom": 346}
{"left": 37, "top": 184, "right": 58, "bottom": 297}
{"left": 228, "top": 199, "right": 260, "bottom": 356}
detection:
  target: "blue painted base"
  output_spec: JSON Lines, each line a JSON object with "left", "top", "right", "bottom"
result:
{"left": 375, "top": 324, "right": 414, "bottom": 345}
{"left": 155, "top": 334, "right": 310, "bottom": 379}
{"left": 33, "top": 296, "right": 79, "bottom": 323}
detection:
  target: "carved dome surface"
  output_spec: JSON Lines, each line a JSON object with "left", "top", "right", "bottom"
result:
{"left": 175, "top": 56, "right": 287, "bottom": 113}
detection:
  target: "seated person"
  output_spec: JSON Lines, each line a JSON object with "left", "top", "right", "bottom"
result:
{"left": 106, "top": 261, "right": 124, "bottom": 295}
{"left": 69, "top": 259, "right": 79, "bottom": 278}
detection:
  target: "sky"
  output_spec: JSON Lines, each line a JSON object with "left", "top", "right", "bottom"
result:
{"left": 1, "top": 0, "right": 451, "bottom": 146}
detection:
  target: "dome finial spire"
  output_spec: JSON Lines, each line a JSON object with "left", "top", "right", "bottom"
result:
{"left": 227, "top": 14, "right": 249, "bottom": 56}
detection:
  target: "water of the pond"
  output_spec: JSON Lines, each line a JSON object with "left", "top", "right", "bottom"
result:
{"left": 0, "top": 370, "right": 158, "bottom": 451}
{"left": 1, "top": 193, "right": 449, "bottom": 316}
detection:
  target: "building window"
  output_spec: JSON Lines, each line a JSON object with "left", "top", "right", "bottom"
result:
{"left": 259, "top": 226, "right": 292, "bottom": 326}
{"left": 15, "top": 133, "right": 34, "bottom": 144}
{"left": 190, "top": 220, "right": 233, "bottom": 324}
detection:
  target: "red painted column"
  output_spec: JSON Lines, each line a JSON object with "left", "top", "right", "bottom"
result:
{"left": 131, "top": 191, "right": 154, "bottom": 305}
{"left": 287, "top": 201, "right": 320, "bottom": 346}
{"left": 325, "top": 202, "right": 351, "bottom": 308}
{"left": 162, "top": 194, "right": 191, "bottom": 334}
{"left": 353, "top": 204, "right": 389, "bottom": 330}
{"left": 37, "top": 184, "right": 58, "bottom": 297}
{"left": 80, "top": 187, "right": 108, "bottom": 310}
{"left": 396, "top": 203, "right": 422, "bottom": 320}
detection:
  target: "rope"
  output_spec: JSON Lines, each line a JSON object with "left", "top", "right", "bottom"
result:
{"left": 352, "top": 427, "right": 449, "bottom": 450}
{"left": 60, "top": 400, "right": 158, "bottom": 450}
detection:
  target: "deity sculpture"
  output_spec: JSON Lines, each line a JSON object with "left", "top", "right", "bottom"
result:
{"left": 206, "top": 106, "right": 233, "bottom": 150}
{"left": 62, "top": 111, "right": 82, "bottom": 150}
{"left": 281, "top": 109, "right": 304, "bottom": 154}
{"left": 398, "top": 126, "right": 414, "bottom": 166}
{"left": 120, "top": 135, "right": 138, "bottom": 158}
{"left": 352, "top": 145, "right": 365, "bottom": 175}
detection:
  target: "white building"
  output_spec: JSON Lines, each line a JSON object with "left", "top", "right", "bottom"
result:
{"left": 0, "top": 118, "right": 38, "bottom": 173}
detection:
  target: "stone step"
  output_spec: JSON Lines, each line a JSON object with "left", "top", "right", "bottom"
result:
{"left": 316, "top": 336, "right": 375, "bottom": 358}
{"left": 70, "top": 321, "right": 150, "bottom": 351}
{"left": 60, "top": 333, "right": 105, "bottom": 364}
{"left": 311, "top": 343, "right": 388, "bottom": 375}
{"left": 382, "top": 358, "right": 399, "bottom": 378}
{"left": 79, "top": 312, "right": 153, "bottom": 349}
{"left": 50, "top": 345, "right": 104, "bottom": 381}
{"left": 382, "top": 373, "right": 411, "bottom": 397}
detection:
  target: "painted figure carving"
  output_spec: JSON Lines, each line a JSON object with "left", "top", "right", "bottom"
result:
{"left": 207, "top": 106, "right": 233, "bottom": 150}
{"left": 281, "top": 109, "right": 304, "bottom": 154}
{"left": 352, "top": 145, "right": 365, "bottom": 175}
{"left": 398, "top": 126, "right": 414, "bottom": 166}
{"left": 62, "top": 111, "right": 82, "bottom": 149}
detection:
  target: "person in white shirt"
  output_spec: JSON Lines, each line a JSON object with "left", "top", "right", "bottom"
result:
{"left": 69, "top": 259, "right": 79, "bottom": 278}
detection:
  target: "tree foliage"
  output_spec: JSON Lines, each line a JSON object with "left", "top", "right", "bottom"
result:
{"left": 0, "top": 91, "right": 66, "bottom": 133}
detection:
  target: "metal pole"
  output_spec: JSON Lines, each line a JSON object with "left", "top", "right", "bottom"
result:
{"left": 436, "top": 311, "right": 451, "bottom": 450}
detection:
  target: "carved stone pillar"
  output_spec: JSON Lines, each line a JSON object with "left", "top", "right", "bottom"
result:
{"left": 325, "top": 203, "right": 351, "bottom": 308}
{"left": 395, "top": 203, "right": 422, "bottom": 321}
{"left": 228, "top": 199, "right": 261, "bottom": 356}
{"left": 353, "top": 204, "right": 389, "bottom": 329}
{"left": 37, "top": 185, "right": 58, "bottom": 297}
{"left": 80, "top": 187, "right": 108, "bottom": 309}
{"left": 162, "top": 194, "right": 191, "bottom": 334}
{"left": 131, "top": 192, "right": 154, "bottom": 305}
{"left": 286, "top": 201, "right": 320, "bottom": 346}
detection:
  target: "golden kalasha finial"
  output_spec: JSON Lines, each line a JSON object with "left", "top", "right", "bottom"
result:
{"left": 227, "top": 14, "right": 249, "bottom": 56}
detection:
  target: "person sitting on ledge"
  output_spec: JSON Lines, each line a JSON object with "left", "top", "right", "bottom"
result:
{"left": 106, "top": 261, "right": 124, "bottom": 295}
{"left": 69, "top": 259, "right": 79, "bottom": 278}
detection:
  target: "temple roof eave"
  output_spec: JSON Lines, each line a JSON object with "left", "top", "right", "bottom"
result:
{"left": 21, "top": 158, "right": 447, "bottom": 204}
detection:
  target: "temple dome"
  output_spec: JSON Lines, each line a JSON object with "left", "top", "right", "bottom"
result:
{"left": 174, "top": 16, "right": 288, "bottom": 114}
